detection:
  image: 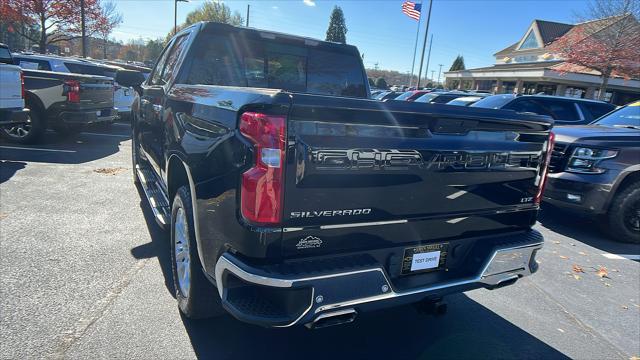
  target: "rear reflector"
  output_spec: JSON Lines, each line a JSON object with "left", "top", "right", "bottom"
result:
{"left": 239, "top": 112, "right": 286, "bottom": 225}
{"left": 64, "top": 80, "right": 80, "bottom": 103}
{"left": 535, "top": 131, "right": 555, "bottom": 204}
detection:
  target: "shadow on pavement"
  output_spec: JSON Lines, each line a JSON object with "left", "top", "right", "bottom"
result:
{"left": 0, "top": 160, "right": 26, "bottom": 184}
{"left": 180, "top": 294, "right": 569, "bottom": 360}
{"left": 538, "top": 204, "right": 639, "bottom": 256}
{"left": 130, "top": 183, "right": 176, "bottom": 297}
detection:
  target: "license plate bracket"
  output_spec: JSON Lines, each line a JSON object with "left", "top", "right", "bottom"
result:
{"left": 401, "top": 242, "right": 449, "bottom": 275}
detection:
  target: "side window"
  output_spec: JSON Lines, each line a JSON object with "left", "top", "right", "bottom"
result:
{"left": 150, "top": 40, "right": 174, "bottom": 86}
{"left": 15, "top": 58, "right": 51, "bottom": 71}
{"left": 537, "top": 99, "right": 580, "bottom": 121}
{"left": 161, "top": 35, "right": 189, "bottom": 84}
{"left": 505, "top": 99, "right": 551, "bottom": 116}
{"left": 580, "top": 102, "right": 614, "bottom": 121}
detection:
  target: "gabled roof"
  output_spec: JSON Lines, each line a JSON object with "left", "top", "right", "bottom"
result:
{"left": 494, "top": 19, "right": 573, "bottom": 56}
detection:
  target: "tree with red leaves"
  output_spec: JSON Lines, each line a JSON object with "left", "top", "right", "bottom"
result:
{"left": 551, "top": 0, "right": 640, "bottom": 100}
{"left": 0, "top": 0, "right": 118, "bottom": 54}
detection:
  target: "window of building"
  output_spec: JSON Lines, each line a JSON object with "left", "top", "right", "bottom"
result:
{"left": 519, "top": 30, "right": 539, "bottom": 50}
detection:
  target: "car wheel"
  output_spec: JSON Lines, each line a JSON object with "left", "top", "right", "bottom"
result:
{"left": 1, "top": 108, "right": 45, "bottom": 144}
{"left": 171, "top": 186, "right": 225, "bottom": 318}
{"left": 607, "top": 181, "right": 640, "bottom": 244}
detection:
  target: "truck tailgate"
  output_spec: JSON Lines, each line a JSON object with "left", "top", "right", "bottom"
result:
{"left": 281, "top": 94, "right": 553, "bottom": 256}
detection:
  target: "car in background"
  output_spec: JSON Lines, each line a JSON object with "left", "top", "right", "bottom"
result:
{"left": 543, "top": 101, "right": 640, "bottom": 243}
{"left": 471, "top": 94, "right": 616, "bottom": 125}
{"left": 446, "top": 95, "right": 489, "bottom": 106}
{"left": 373, "top": 91, "right": 401, "bottom": 101}
{"left": 0, "top": 43, "right": 29, "bottom": 129}
{"left": 12, "top": 53, "right": 136, "bottom": 121}
{"left": 414, "top": 91, "right": 471, "bottom": 104}
{"left": 394, "top": 90, "right": 431, "bottom": 102}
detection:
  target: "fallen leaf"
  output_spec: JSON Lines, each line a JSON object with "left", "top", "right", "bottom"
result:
{"left": 604, "top": 283, "right": 611, "bottom": 287}
{"left": 633, "top": 304, "right": 640, "bottom": 308}
{"left": 559, "top": 255, "right": 569, "bottom": 260}
{"left": 596, "top": 266, "right": 609, "bottom": 278}
{"left": 94, "top": 167, "right": 126, "bottom": 175}
{"left": 570, "top": 243, "right": 576, "bottom": 246}
{"left": 612, "top": 269, "right": 619, "bottom": 273}
{"left": 572, "top": 264, "right": 584, "bottom": 273}
{"left": 579, "top": 251, "right": 587, "bottom": 256}
{"left": 553, "top": 241, "right": 561, "bottom": 244}
{"left": 0, "top": 213, "right": 7, "bottom": 220}
{"left": 573, "top": 274, "right": 581, "bottom": 280}
{"left": 557, "top": 328, "right": 565, "bottom": 333}
{"left": 629, "top": 356, "right": 639, "bottom": 360}
{"left": 622, "top": 305, "right": 628, "bottom": 310}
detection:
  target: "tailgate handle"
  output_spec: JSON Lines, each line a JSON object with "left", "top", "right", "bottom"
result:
{"left": 432, "top": 119, "right": 478, "bottom": 134}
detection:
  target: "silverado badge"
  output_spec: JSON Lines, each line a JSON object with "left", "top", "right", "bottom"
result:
{"left": 296, "top": 236, "right": 323, "bottom": 250}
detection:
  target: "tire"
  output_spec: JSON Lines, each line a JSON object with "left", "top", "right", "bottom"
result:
{"left": 51, "top": 123, "right": 83, "bottom": 137}
{"left": 0, "top": 107, "right": 45, "bottom": 144}
{"left": 171, "top": 186, "right": 225, "bottom": 318}
{"left": 607, "top": 181, "right": 640, "bottom": 244}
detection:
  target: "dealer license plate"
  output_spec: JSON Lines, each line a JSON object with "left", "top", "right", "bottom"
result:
{"left": 401, "top": 242, "right": 448, "bottom": 275}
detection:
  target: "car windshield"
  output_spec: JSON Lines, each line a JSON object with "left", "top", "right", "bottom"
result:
{"left": 414, "top": 93, "right": 439, "bottom": 103}
{"left": 448, "top": 96, "right": 481, "bottom": 106}
{"left": 394, "top": 91, "right": 416, "bottom": 101}
{"left": 0, "top": 47, "right": 12, "bottom": 64}
{"left": 593, "top": 103, "right": 640, "bottom": 127}
{"left": 471, "top": 94, "right": 515, "bottom": 109}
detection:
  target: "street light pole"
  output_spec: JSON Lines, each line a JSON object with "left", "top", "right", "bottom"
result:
{"left": 437, "top": 64, "right": 443, "bottom": 85}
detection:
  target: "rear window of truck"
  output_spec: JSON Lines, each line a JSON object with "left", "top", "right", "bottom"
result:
{"left": 184, "top": 35, "right": 367, "bottom": 98}
{"left": 64, "top": 62, "right": 117, "bottom": 78}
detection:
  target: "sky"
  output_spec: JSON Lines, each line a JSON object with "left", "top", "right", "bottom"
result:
{"left": 112, "top": 0, "right": 592, "bottom": 79}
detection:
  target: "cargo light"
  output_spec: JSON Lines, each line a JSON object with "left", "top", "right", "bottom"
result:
{"left": 534, "top": 132, "right": 555, "bottom": 205}
{"left": 239, "top": 112, "right": 286, "bottom": 225}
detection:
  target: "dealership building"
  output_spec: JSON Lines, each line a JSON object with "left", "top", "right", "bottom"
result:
{"left": 444, "top": 17, "right": 640, "bottom": 105}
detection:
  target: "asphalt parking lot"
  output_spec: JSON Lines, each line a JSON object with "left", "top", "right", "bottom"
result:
{"left": 1, "top": 124, "right": 639, "bottom": 360}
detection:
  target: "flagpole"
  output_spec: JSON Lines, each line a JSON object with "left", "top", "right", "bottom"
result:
{"left": 416, "top": 0, "right": 432, "bottom": 89}
{"left": 408, "top": 6, "right": 422, "bottom": 88}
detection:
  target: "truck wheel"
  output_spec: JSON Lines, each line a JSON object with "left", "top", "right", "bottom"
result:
{"left": 171, "top": 186, "right": 225, "bottom": 318}
{"left": 1, "top": 108, "right": 45, "bottom": 144}
{"left": 607, "top": 181, "right": 640, "bottom": 244}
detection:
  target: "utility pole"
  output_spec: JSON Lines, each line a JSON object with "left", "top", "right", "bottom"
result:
{"left": 416, "top": 0, "right": 433, "bottom": 89}
{"left": 246, "top": 4, "right": 250, "bottom": 27}
{"left": 424, "top": 34, "right": 433, "bottom": 87}
{"left": 408, "top": 10, "right": 422, "bottom": 88}
{"left": 431, "top": 70, "right": 435, "bottom": 83}
{"left": 81, "top": 0, "right": 87, "bottom": 57}
{"left": 437, "top": 64, "right": 443, "bottom": 85}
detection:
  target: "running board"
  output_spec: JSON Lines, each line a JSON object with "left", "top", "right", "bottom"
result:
{"left": 136, "top": 165, "right": 170, "bottom": 228}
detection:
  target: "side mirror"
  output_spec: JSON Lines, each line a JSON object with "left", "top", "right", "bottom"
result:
{"left": 115, "top": 70, "right": 145, "bottom": 88}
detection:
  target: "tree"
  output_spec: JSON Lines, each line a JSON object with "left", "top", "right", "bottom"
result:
{"left": 550, "top": 0, "right": 640, "bottom": 100}
{"left": 96, "top": 1, "right": 122, "bottom": 59}
{"left": 145, "top": 39, "right": 165, "bottom": 63}
{"left": 368, "top": 77, "right": 375, "bottom": 87}
{"left": 325, "top": 6, "right": 347, "bottom": 44}
{"left": 374, "top": 77, "right": 388, "bottom": 89}
{"left": 1, "top": 0, "right": 115, "bottom": 54}
{"left": 167, "top": 1, "right": 243, "bottom": 41}
{"left": 449, "top": 55, "right": 466, "bottom": 71}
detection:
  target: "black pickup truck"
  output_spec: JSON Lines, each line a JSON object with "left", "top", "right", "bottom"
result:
{"left": 1, "top": 68, "right": 117, "bottom": 144}
{"left": 121, "top": 22, "right": 554, "bottom": 329}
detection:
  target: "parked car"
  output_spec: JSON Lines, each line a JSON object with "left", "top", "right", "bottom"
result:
{"left": 394, "top": 90, "right": 431, "bottom": 102}
{"left": 120, "top": 21, "right": 553, "bottom": 329}
{"left": 0, "top": 43, "right": 29, "bottom": 128}
{"left": 471, "top": 94, "right": 615, "bottom": 125}
{"left": 373, "top": 90, "right": 401, "bottom": 101}
{"left": 1, "top": 66, "right": 117, "bottom": 144}
{"left": 446, "top": 95, "right": 488, "bottom": 107}
{"left": 414, "top": 91, "right": 471, "bottom": 104}
{"left": 543, "top": 101, "right": 640, "bottom": 243}
{"left": 13, "top": 53, "right": 136, "bottom": 121}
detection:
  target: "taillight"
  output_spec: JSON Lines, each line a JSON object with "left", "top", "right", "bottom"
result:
{"left": 534, "top": 131, "right": 555, "bottom": 205}
{"left": 239, "top": 112, "right": 286, "bottom": 225}
{"left": 20, "top": 71, "right": 25, "bottom": 99}
{"left": 64, "top": 80, "right": 80, "bottom": 103}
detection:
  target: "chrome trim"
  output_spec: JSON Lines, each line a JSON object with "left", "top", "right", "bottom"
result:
{"left": 306, "top": 308, "right": 357, "bottom": 328}
{"left": 214, "top": 241, "right": 543, "bottom": 326}
{"left": 283, "top": 219, "right": 408, "bottom": 233}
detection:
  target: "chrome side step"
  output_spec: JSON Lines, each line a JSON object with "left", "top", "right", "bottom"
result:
{"left": 136, "top": 165, "right": 170, "bottom": 227}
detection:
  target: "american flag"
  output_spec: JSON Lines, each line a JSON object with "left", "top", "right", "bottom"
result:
{"left": 402, "top": 1, "right": 421, "bottom": 21}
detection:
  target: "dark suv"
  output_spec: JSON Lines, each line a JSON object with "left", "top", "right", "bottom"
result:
{"left": 543, "top": 101, "right": 640, "bottom": 243}
{"left": 472, "top": 94, "right": 616, "bottom": 125}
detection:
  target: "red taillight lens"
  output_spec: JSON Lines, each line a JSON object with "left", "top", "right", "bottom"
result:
{"left": 20, "top": 71, "right": 25, "bottom": 99}
{"left": 534, "top": 131, "right": 555, "bottom": 205}
{"left": 239, "top": 112, "right": 286, "bottom": 225}
{"left": 64, "top": 80, "right": 80, "bottom": 103}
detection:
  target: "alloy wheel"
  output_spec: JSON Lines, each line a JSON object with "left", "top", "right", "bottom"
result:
{"left": 174, "top": 207, "right": 191, "bottom": 296}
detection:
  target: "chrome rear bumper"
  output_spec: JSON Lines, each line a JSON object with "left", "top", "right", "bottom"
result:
{"left": 214, "top": 233, "right": 542, "bottom": 327}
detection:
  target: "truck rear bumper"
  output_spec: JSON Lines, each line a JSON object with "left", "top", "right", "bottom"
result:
{"left": 213, "top": 230, "right": 543, "bottom": 328}
{"left": 58, "top": 108, "right": 118, "bottom": 125}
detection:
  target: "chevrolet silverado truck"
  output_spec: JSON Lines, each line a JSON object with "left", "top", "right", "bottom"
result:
{"left": 121, "top": 22, "right": 554, "bottom": 329}
{"left": 0, "top": 43, "right": 29, "bottom": 128}
{"left": 544, "top": 101, "right": 640, "bottom": 243}
{"left": 1, "top": 66, "right": 117, "bottom": 144}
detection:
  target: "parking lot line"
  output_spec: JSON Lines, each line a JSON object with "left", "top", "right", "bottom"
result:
{"left": 601, "top": 253, "right": 640, "bottom": 260}
{"left": 81, "top": 132, "right": 130, "bottom": 138}
{"left": 0, "top": 145, "right": 76, "bottom": 153}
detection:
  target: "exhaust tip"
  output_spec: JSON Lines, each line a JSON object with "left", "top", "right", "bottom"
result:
{"left": 306, "top": 309, "right": 357, "bottom": 329}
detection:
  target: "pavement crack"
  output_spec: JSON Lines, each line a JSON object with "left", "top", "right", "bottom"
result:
{"left": 50, "top": 258, "right": 150, "bottom": 359}
{"left": 526, "top": 279, "right": 629, "bottom": 359}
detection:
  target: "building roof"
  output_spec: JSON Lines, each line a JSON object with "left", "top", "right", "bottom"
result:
{"left": 456, "top": 60, "right": 565, "bottom": 72}
{"left": 494, "top": 20, "right": 573, "bottom": 56}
